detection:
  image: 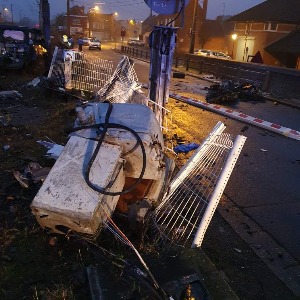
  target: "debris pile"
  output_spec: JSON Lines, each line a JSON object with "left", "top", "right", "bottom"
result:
{"left": 205, "top": 80, "right": 263, "bottom": 104}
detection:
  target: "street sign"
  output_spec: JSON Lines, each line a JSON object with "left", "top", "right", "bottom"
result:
{"left": 121, "top": 26, "right": 126, "bottom": 37}
{"left": 144, "top": 0, "right": 190, "bottom": 15}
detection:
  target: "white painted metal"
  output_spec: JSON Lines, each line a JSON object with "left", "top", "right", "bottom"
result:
{"left": 31, "top": 136, "right": 125, "bottom": 235}
{"left": 191, "top": 134, "right": 247, "bottom": 247}
{"left": 74, "top": 103, "right": 165, "bottom": 180}
{"left": 47, "top": 46, "right": 58, "bottom": 79}
{"left": 47, "top": 48, "right": 114, "bottom": 92}
{"left": 152, "top": 122, "right": 247, "bottom": 248}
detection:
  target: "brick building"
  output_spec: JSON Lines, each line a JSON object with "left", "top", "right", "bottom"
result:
{"left": 88, "top": 12, "right": 114, "bottom": 41}
{"left": 67, "top": 6, "right": 88, "bottom": 37}
{"left": 228, "top": 0, "right": 300, "bottom": 68}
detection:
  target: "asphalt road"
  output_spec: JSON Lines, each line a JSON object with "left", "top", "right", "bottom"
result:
{"left": 85, "top": 44, "right": 300, "bottom": 297}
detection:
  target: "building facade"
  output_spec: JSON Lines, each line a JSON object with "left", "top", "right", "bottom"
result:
{"left": 88, "top": 13, "right": 114, "bottom": 41}
{"left": 228, "top": 0, "right": 300, "bottom": 68}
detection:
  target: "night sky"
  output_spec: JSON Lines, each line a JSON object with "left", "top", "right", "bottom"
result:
{"left": 1, "top": 0, "right": 264, "bottom": 22}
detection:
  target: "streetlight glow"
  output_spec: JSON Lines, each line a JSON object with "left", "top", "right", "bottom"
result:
{"left": 231, "top": 34, "right": 237, "bottom": 59}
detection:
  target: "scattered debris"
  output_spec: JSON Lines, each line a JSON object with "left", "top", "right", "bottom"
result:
{"left": 86, "top": 265, "right": 104, "bottom": 300}
{"left": 206, "top": 80, "right": 263, "bottom": 104}
{"left": 13, "top": 171, "right": 29, "bottom": 188}
{"left": 153, "top": 122, "right": 247, "bottom": 248}
{"left": 0, "top": 90, "right": 22, "bottom": 100}
{"left": 234, "top": 248, "right": 242, "bottom": 253}
{"left": 173, "top": 142, "right": 199, "bottom": 154}
{"left": 173, "top": 72, "right": 185, "bottom": 79}
{"left": 49, "top": 236, "right": 58, "bottom": 246}
{"left": 3, "top": 145, "right": 10, "bottom": 151}
{"left": 37, "top": 140, "right": 64, "bottom": 159}
{"left": 13, "top": 162, "right": 51, "bottom": 188}
{"left": 163, "top": 273, "right": 210, "bottom": 300}
{"left": 202, "top": 75, "right": 215, "bottom": 80}
{"left": 260, "top": 149, "right": 268, "bottom": 152}
{"left": 26, "top": 77, "right": 43, "bottom": 88}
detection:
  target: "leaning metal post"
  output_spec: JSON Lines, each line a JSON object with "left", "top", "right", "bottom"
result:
{"left": 148, "top": 26, "right": 178, "bottom": 126}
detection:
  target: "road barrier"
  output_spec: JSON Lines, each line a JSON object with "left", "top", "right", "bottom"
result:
{"left": 169, "top": 92, "right": 300, "bottom": 141}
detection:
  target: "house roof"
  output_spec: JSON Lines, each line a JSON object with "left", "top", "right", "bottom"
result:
{"left": 265, "top": 28, "right": 300, "bottom": 55}
{"left": 200, "top": 20, "right": 234, "bottom": 37}
{"left": 228, "top": 0, "right": 300, "bottom": 24}
{"left": 69, "top": 6, "right": 85, "bottom": 16}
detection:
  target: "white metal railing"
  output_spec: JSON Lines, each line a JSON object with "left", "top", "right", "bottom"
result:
{"left": 152, "top": 122, "right": 247, "bottom": 248}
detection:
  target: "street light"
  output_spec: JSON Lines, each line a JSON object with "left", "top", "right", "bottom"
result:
{"left": 113, "top": 12, "right": 118, "bottom": 49}
{"left": 3, "top": 6, "right": 13, "bottom": 24}
{"left": 231, "top": 33, "right": 237, "bottom": 59}
{"left": 3, "top": 8, "right": 8, "bottom": 23}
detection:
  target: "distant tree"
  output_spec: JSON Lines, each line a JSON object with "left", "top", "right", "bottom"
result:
{"left": 52, "top": 13, "right": 66, "bottom": 27}
{"left": 20, "top": 17, "right": 36, "bottom": 27}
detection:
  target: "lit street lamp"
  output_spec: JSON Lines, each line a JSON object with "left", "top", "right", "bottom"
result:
{"left": 3, "top": 6, "right": 13, "bottom": 24}
{"left": 231, "top": 33, "right": 237, "bottom": 59}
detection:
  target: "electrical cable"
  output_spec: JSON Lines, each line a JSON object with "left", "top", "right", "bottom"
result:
{"left": 69, "top": 103, "right": 147, "bottom": 196}
{"left": 165, "top": 0, "right": 184, "bottom": 26}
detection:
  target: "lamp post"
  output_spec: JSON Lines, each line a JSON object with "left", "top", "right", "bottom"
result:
{"left": 189, "top": 0, "right": 198, "bottom": 54}
{"left": 3, "top": 7, "right": 8, "bottom": 23}
{"left": 231, "top": 33, "right": 237, "bottom": 59}
{"left": 113, "top": 12, "right": 118, "bottom": 49}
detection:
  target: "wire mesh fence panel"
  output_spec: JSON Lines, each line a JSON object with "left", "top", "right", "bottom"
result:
{"left": 47, "top": 47, "right": 114, "bottom": 93}
{"left": 70, "top": 57, "right": 114, "bottom": 92}
{"left": 151, "top": 122, "right": 246, "bottom": 248}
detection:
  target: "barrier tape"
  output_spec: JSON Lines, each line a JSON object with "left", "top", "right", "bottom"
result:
{"left": 169, "top": 92, "right": 300, "bottom": 141}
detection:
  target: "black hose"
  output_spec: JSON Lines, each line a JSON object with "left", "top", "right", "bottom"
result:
{"left": 70, "top": 104, "right": 147, "bottom": 196}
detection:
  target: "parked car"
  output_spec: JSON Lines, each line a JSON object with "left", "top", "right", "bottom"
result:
{"left": 88, "top": 38, "right": 101, "bottom": 50}
{"left": 82, "top": 37, "right": 90, "bottom": 46}
{"left": 127, "top": 38, "right": 145, "bottom": 47}
{"left": 194, "top": 49, "right": 212, "bottom": 56}
{"left": 194, "top": 49, "right": 231, "bottom": 60}
{"left": 211, "top": 51, "right": 231, "bottom": 60}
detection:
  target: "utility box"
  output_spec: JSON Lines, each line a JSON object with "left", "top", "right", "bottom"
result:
{"left": 31, "top": 136, "right": 125, "bottom": 235}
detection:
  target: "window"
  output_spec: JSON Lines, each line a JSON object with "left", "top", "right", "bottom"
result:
{"left": 265, "top": 22, "right": 277, "bottom": 31}
{"left": 3, "top": 30, "right": 25, "bottom": 41}
{"left": 92, "top": 22, "right": 100, "bottom": 29}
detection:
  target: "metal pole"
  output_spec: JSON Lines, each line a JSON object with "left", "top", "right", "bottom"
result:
{"left": 189, "top": 0, "right": 198, "bottom": 54}
{"left": 67, "top": 0, "right": 70, "bottom": 37}
{"left": 191, "top": 134, "right": 247, "bottom": 248}
{"left": 148, "top": 26, "right": 177, "bottom": 126}
{"left": 10, "top": 4, "right": 13, "bottom": 24}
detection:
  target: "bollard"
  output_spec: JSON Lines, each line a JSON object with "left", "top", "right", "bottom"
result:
{"left": 199, "top": 60, "right": 203, "bottom": 74}
{"left": 186, "top": 59, "right": 190, "bottom": 71}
